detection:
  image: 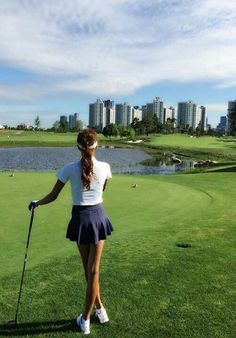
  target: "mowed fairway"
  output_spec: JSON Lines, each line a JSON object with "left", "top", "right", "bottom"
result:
{"left": 0, "top": 172, "right": 235, "bottom": 337}
{"left": 0, "top": 130, "right": 107, "bottom": 147}
{"left": 147, "top": 134, "right": 236, "bottom": 159}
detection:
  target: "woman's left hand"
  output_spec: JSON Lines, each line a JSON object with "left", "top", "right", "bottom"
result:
{"left": 28, "top": 200, "right": 39, "bottom": 211}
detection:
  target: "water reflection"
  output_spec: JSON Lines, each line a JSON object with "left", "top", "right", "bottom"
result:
{"left": 0, "top": 147, "right": 194, "bottom": 175}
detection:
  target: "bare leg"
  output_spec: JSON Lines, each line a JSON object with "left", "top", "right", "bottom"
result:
{"left": 78, "top": 243, "right": 103, "bottom": 310}
{"left": 80, "top": 240, "right": 104, "bottom": 319}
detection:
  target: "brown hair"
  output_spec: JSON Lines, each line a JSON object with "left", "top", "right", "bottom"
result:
{"left": 77, "top": 128, "right": 97, "bottom": 190}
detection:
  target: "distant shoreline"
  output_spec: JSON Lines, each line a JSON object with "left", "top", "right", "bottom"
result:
{"left": 1, "top": 130, "right": 236, "bottom": 163}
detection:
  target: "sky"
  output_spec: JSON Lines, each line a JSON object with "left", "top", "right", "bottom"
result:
{"left": 0, "top": 0, "right": 236, "bottom": 128}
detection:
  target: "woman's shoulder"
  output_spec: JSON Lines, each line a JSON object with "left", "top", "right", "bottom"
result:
{"left": 93, "top": 158, "right": 112, "bottom": 178}
{"left": 93, "top": 158, "right": 110, "bottom": 168}
{"left": 62, "top": 160, "right": 81, "bottom": 171}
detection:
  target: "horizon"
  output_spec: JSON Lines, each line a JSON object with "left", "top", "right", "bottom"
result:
{"left": 0, "top": 1, "right": 236, "bottom": 128}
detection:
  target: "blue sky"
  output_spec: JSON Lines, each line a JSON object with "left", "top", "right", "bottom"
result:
{"left": 0, "top": 0, "right": 236, "bottom": 128}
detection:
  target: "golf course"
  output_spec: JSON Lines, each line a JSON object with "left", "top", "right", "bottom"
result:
{"left": 0, "top": 132, "right": 236, "bottom": 337}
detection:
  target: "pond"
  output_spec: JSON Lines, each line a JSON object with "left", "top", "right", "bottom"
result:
{"left": 0, "top": 147, "right": 195, "bottom": 175}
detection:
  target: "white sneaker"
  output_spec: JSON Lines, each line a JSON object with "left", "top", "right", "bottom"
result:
{"left": 76, "top": 314, "right": 90, "bottom": 335}
{"left": 95, "top": 307, "right": 109, "bottom": 324}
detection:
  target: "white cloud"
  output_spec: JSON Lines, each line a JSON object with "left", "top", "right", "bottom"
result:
{"left": 0, "top": 0, "right": 236, "bottom": 101}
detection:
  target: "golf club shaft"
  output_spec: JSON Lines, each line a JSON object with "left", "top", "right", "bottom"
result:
{"left": 14, "top": 209, "right": 35, "bottom": 323}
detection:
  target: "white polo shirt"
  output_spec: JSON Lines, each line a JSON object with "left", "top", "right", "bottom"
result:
{"left": 57, "top": 157, "right": 112, "bottom": 206}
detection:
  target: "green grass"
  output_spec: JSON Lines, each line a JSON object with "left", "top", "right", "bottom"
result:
{"left": 0, "top": 172, "right": 235, "bottom": 337}
{"left": 0, "top": 130, "right": 115, "bottom": 147}
{"left": 144, "top": 134, "right": 236, "bottom": 160}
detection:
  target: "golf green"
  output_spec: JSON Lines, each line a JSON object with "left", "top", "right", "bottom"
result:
{"left": 0, "top": 172, "right": 235, "bottom": 337}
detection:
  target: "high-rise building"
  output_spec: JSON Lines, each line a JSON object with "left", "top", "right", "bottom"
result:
{"left": 115, "top": 102, "right": 132, "bottom": 127}
{"left": 146, "top": 103, "right": 154, "bottom": 117}
{"left": 142, "top": 105, "right": 147, "bottom": 118}
{"left": 199, "top": 106, "right": 206, "bottom": 131}
{"left": 143, "top": 97, "right": 164, "bottom": 123}
{"left": 89, "top": 99, "right": 106, "bottom": 131}
{"left": 216, "top": 116, "right": 227, "bottom": 133}
{"left": 227, "top": 100, "right": 236, "bottom": 134}
{"left": 164, "top": 106, "right": 175, "bottom": 123}
{"left": 60, "top": 115, "right": 67, "bottom": 124}
{"left": 177, "top": 100, "right": 200, "bottom": 130}
{"left": 132, "top": 106, "right": 143, "bottom": 121}
{"left": 104, "top": 100, "right": 115, "bottom": 125}
{"left": 153, "top": 97, "right": 164, "bottom": 123}
{"left": 69, "top": 113, "right": 79, "bottom": 130}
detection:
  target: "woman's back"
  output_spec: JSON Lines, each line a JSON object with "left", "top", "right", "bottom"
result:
{"left": 57, "top": 157, "right": 112, "bottom": 206}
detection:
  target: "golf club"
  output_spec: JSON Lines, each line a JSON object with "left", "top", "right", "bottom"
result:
{"left": 6, "top": 208, "right": 35, "bottom": 326}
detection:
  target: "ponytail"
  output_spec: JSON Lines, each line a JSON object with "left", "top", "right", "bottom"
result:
{"left": 77, "top": 129, "right": 97, "bottom": 190}
{"left": 81, "top": 149, "right": 94, "bottom": 190}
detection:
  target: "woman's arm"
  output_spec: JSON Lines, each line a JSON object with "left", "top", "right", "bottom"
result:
{"left": 103, "top": 179, "right": 108, "bottom": 191}
{"left": 36, "top": 179, "right": 65, "bottom": 207}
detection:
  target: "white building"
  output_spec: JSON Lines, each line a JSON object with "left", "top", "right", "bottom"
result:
{"left": 104, "top": 100, "right": 116, "bottom": 125}
{"left": 153, "top": 97, "right": 164, "bottom": 123}
{"left": 115, "top": 102, "right": 132, "bottom": 127}
{"left": 164, "top": 106, "right": 175, "bottom": 122}
{"left": 132, "top": 106, "right": 143, "bottom": 121}
{"left": 89, "top": 99, "right": 106, "bottom": 131}
{"left": 177, "top": 100, "right": 200, "bottom": 130}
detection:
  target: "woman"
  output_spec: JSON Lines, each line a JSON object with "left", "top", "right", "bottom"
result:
{"left": 29, "top": 128, "right": 113, "bottom": 335}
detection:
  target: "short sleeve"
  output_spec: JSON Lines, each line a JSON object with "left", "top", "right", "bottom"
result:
{"left": 106, "top": 163, "right": 112, "bottom": 179}
{"left": 57, "top": 164, "right": 70, "bottom": 183}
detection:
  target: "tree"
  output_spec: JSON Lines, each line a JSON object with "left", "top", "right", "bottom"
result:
{"left": 187, "top": 126, "right": 193, "bottom": 135}
{"left": 153, "top": 114, "right": 163, "bottom": 133}
{"left": 130, "top": 118, "right": 142, "bottom": 135}
{"left": 117, "top": 124, "right": 127, "bottom": 138}
{"left": 141, "top": 116, "right": 155, "bottom": 135}
{"left": 59, "top": 120, "right": 68, "bottom": 133}
{"left": 127, "top": 127, "right": 135, "bottom": 140}
{"left": 34, "top": 115, "right": 40, "bottom": 130}
{"left": 102, "top": 124, "right": 119, "bottom": 140}
{"left": 163, "top": 118, "right": 176, "bottom": 134}
{"left": 52, "top": 121, "right": 60, "bottom": 132}
{"left": 75, "top": 120, "right": 83, "bottom": 131}
{"left": 195, "top": 126, "right": 201, "bottom": 137}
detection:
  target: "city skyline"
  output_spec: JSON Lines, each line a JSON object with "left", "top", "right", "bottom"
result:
{"left": 88, "top": 98, "right": 207, "bottom": 132}
{"left": 0, "top": 1, "right": 236, "bottom": 128}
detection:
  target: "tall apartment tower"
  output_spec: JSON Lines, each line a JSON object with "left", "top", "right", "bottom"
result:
{"left": 145, "top": 103, "right": 154, "bottom": 118}
{"left": 142, "top": 105, "right": 147, "bottom": 118}
{"left": 199, "top": 106, "right": 206, "bottom": 131}
{"left": 115, "top": 102, "right": 132, "bottom": 127}
{"left": 104, "top": 100, "right": 115, "bottom": 125}
{"left": 177, "top": 100, "right": 200, "bottom": 129}
{"left": 89, "top": 99, "right": 106, "bottom": 131}
{"left": 153, "top": 97, "right": 164, "bottom": 123}
{"left": 132, "top": 106, "right": 143, "bottom": 121}
{"left": 164, "top": 106, "right": 175, "bottom": 123}
{"left": 69, "top": 113, "right": 79, "bottom": 130}
{"left": 143, "top": 97, "right": 164, "bottom": 123}
{"left": 227, "top": 100, "right": 236, "bottom": 134}
{"left": 60, "top": 115, "right": 68, "bottom": 124}
{"left": 216, "top": 116, "right": 227, "bottom": 133}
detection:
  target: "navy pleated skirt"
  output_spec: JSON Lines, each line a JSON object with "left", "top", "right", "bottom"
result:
{"left": 66, "top": 204, "right": 113, "bottom": 244}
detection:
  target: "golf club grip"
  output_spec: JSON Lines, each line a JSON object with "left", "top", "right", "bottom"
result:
{"left": 26, "top": 209, "right": 35, "bottom": 249}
